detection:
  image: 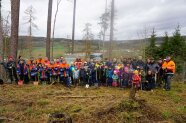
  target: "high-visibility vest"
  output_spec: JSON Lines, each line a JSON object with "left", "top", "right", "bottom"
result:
{"left": 162, "top": 60, "right": 176, "bottom": 73}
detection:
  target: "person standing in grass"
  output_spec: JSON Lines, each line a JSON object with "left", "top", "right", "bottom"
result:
{"left": 17, "top": 59, "right": 29, "bottom": 84}
{"left": 130, "top": 70, "right": 141, "bottom": 99}
{"left": 73, "top": 67, "right": 80, "bottom": 87}
{"left": 106, "top": 67, "right": 113, "bottom": 86}
{"left": 112, "top": 70, "right": 119, "bottom": 87}
{"left": 162, "top": 56, "right": 176, "bottom": 91}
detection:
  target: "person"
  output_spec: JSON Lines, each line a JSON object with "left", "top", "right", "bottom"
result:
{"left": 157, "top": 58, "right": 164, "bottom": 87}
{"left": 6, "top": 56, "right": 18, "bottom": 83}
{"left": 79, "top": 65, "right": 86, "bottom": 86}
{"left": 43, "top": 57, "right": 50, "bottom": 67}
{"left": 130, "top": 70, "right": 141, "bottom": 99}
{"left": 73, "top": 67, "right": 80, "bottom": 87}
{"left": 48, "top": 61, "right": 55, "bottom": 83}
{"left": 64, "top": 66, "right": 70, "bottom": 87}
{"left": 132, "top": 70, "right": 141, "bottom": 89}
{"left": 106, "top": 67, "right": 113, "bottom": 86}
{"left": 100, "top": 65, "right": 107, "bottom": 86}
{"left": 91, "top": 66, "right": 98, "bottom": 87}
{"left": 39, "top": 64, "right": 48, "bottom": 84}
{"left": 60, "top": 60, "right": 69, "bottom": 84}
{"left": 74, "top": 58, "right": 83, "bottom": 69}
{"left": 162, "top": 56, "right": 176, "bottom": 91}
{"left": 69, "top": 62, "right": 75, "bottom": 85}
{"left": 36, "top": 55, "right": 44, "bottom": 65}
{"left": 122, "top": 66, "right": 131, "bottom": 88}
{"left": 17, "top": 59, "right": 29, "bottom": 84}
{"left": 30, "top": 61, "right": 38, "bottom": 82}
{"left": 145, "top": 58, "right": 151, "bottom": 73}
{"left": 145, "top": 70, "right": 155, "bottom": 91}
{"left": 53, "top": 58, "right": 61, "bottom": 82}
{"left": 112, "top": 70, "right": 119, "bottom": 87}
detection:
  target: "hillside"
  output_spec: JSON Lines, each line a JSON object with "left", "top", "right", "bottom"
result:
{"left": 17, "top": 36, "right": 186, "bottom": 58}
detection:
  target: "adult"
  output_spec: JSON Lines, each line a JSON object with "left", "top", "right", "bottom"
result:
{"left": 162, "top": 56, "right": 176, "bottom": 91}
{"left": 157, "top": 58, "right": 164, "bottom": 87}
{"left": 6, "top": 56, "right": 18, "bottom": 83}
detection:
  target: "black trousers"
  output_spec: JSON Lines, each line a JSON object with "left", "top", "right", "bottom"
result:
{"left": 8, "top": 68, "right": 18, "bottom": 83}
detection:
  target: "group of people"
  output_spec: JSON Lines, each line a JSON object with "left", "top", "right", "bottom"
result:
{"left": 0, "top": 55, "right": 176, "bottom": 91}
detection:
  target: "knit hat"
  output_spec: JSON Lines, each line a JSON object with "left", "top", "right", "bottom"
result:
{"left": 133, "top": 70, "right": 138, "bottom": 74}
{"left": 8, "top": 56, "right": 13, "bottom": 60}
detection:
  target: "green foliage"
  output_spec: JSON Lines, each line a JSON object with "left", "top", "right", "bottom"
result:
{"left": 145, "top": 28, "right": 159, "bottom": 59}
{"left": 145, "top": 25, "right": 186, "bottom": 73}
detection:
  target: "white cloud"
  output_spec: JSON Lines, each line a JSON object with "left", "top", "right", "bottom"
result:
{"left": 1, "top": 0, "right": 186, "bottom": 40}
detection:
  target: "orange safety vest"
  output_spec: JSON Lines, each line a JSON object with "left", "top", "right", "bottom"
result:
{"left": 36, "top": 59, "right": 44, "bottom": 65}
{"left": 162, "top": 60, "right": 176, "bottom": 73}
{"left": 44, "top": 60, "right": 50, "bottom": 67}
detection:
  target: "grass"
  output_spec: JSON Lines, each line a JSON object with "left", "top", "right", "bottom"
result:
{"left": 0, "top": 82, "right": 186, "bottom": 123}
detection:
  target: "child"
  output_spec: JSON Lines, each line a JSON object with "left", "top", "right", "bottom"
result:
{"left": 64, "top": 67, "right": 70, "bottom": 87}
{"left": 112, "top": 70, "right": 119, "bottom": 87}
{"left": 30, "top": 61, "right": 38, "bottom": 82}
{"left": 17, "top": 59, "right": 29, "bottom": 84}
{"left": 53, "top": 60, "right": 61, "bottom": 82}
{"left": 106, "top": 67, "right": 113, "bottom": 86}
{"left": 130, "top": 70, "right": 141, "bottom": 99}
{"left": 122, "top": 67, "right": 131, "bottom": 88}
{"left": 79, "top": 66, "right": 86, "bottom": 86}
{"left": 69, "top": 63, "right": 75, "bottom": 85}
{"left": 73, "top": 67, "right": 80, "bottom": 87}
{"left": 132, "top": 70, "right": 141, "bottom": 88}
{"left": 39, "top": 65, "right": 48, "bottom": 85}
{"left": 91, "top": 66, "right": 98, "bottom": 87}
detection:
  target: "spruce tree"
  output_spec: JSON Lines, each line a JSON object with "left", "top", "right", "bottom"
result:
{"left": 160, "top": 32, "right": 170, "bottom": 58}
{"left": 145, "top": 28, "right": 159, "bottom": 59}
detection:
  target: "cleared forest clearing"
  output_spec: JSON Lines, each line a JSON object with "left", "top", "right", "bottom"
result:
{"left": 0, "top": 82, "right": 186, "bottom": 123}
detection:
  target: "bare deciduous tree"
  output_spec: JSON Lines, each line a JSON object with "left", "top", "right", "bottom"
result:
{"left": 98, "top": 1, "right": 110, "bottom": 51}
{"left": 24, "top": 5, "right": 38, "bottom": 57}
{"left": 83, "top": 23, "right": 94, "bottom": 58}
{"left": 2, "top": 11, "right": 11, "bottom": 60}
{"left": 10, "top": 0, "right": 20, "bottom": 60}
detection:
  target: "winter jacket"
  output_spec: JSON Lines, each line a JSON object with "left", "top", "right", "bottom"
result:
{"left": 162, "top": 60, "right": 176, "bottom": 74}
{"left": 106, "top": 69, "right": 113, "bottom": 78}
{"left": 112, "top": 74, "right": 119, "bottom": 82}
{"left": 17, "top": 63, "right": 28, "bottom": 75}
{"left": 73, "top": 69, "right": 80, "bottom": 79}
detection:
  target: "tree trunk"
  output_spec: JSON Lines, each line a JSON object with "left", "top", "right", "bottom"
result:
{"left": 0, "top": 0, "right": 3, "bottom": 60}
{"left": 46, "top": 0, "right": 53, "bottom": 59}
{"left": 109, "top": 0, "right": 114, "bottom": 60}
{"left": 10, "top": 0, "right": 20, "bottom": 60}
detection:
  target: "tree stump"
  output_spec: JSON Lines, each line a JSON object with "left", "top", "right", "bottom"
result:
{"left": 48, "top": 113, "right": 72, "bottom": 123}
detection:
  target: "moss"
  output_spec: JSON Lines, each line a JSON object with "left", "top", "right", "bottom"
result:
{"left": 162, "top": 111, "right": 172, "bottom": 119}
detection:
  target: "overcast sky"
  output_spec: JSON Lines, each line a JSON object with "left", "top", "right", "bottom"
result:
{"left": 2, "top": 0, "right": 186, "bottom": 40}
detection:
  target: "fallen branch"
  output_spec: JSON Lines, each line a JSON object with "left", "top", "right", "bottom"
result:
{"left": 55, "top": 96, "right": 105, "bottom": 99}
{"left": 0, "top": 117, "right": 19, "bottom": 123}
